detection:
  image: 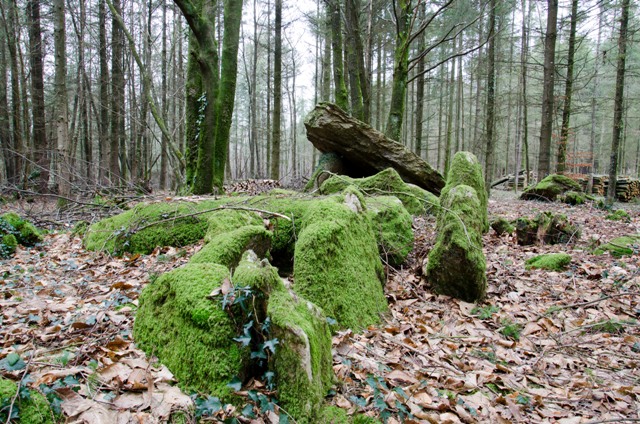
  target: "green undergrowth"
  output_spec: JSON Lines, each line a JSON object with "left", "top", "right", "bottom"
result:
{"left": 525, "top": 253, "right": 572, "bottom": 271}
{"left": 605, "top": 209, "right": 630, "bottom": 222}
{"left": 0, "top": 378, "right": 57, "bottom": 424}
{"left": 593, "top": 234, "right": 640, "bottom": 258}
{"left": 0, "top": 212, "right": 43, "bottom": 258}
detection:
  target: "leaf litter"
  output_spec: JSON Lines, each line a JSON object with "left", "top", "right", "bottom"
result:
{"left": 1, "top": 191, "right": 639, "bottom": 423}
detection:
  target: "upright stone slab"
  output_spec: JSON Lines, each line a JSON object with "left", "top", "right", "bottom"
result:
{"left": 426, "top": 185, "right": 487, "bottom": 302}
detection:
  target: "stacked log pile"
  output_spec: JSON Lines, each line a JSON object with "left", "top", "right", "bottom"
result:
{"left": 576, "top": 174, "right": 640, "bottom": 201}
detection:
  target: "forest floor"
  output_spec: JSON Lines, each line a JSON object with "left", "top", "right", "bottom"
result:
{"left": 0, "top": 188, "right": 639, "bottom": 423}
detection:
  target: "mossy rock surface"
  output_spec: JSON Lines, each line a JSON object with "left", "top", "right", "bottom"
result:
{"left": 515, "top": 212, "right": 580, "bottom": 246}
{"left": 133, "top": 263, "right": 247, "bottom": 399}
{"left": 490, "top": 218, "right": 514, "bottom": 236}
{"left": 525, "top": 253, "right": 572, "bottom": 271}
{"left": 319, "top": 168, "right": 438, "bottom": 215}
{"left": 365, "top": 196, "right": 413, "bottom": 266}
{"left": 0, "top": 213, "right": 43, "bottom": 257}
{"left": 426, "top": 185, "right": 487, "bottom": 302}
{"left": 191, "top": 225, "right": 273, "bottom": 268}
{"left": 562, "top": 191, "right": 586, "bottom": 206}
{"left": 0, "top": 378, "right": 55, "bottom": 424}
{"left": 441, "top": 152, "right": 488, "bottom": 232}
{"left": 521, "top": 174, "right": 582, "bottom": 202}
{"left": 594, "top": 235, "right": 640, "bottom": 258}
{"left": 268, "top": 284, "right": 333, "bottom": 422}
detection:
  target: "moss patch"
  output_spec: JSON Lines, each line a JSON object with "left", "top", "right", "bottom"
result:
{"left": 293, "top": 196, "right": 387, "bottom": 329}
{"left": 0, "top": 378, "right": 55, "bottom": 424}
{"left": 562, "top": 191, "right": 586, "bottom": 205}
{"left": 525, "top": 253, "right": 572, "bottom": 271}
{"left": 365, "top": 196, "right": 413, "bottom": 266}
{"left": 204, "top": 209, "right": 264, "bottom": 242}
{"left": 605, "top": 209, "right": 630, "bottom": 222}
{"left": 441, "top": 152, "right": 488, "bottom": 232}
{"left": 268, "top": 284, "right": 333, "bottom": 423}
{"left": 133, "top": 263, "right": 247, "bottom": 399}
{"left": 594, "top": 235, "right": 640, "bottom": 258}
{"left": 490, "top": 218, "right": 514, "bottom": 236}
{"left": 319, "top": 168, "right": 438, "bottom": 215}
{"left": 426, "top": 185, "right": 487, "bottom": 302}
{"left": 191, "top": 226, "right": 273, "bottom": 268}
{"left": 515, "top": 212, "right": 581, "bottom": 246}
{"left": 1, "top": 212, "right": 43, "bottom": 246}
{"left": 521, "top": 174, "right": 582, "bottom": 202}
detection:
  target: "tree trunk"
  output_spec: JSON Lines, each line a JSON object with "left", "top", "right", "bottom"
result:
{"left": 329, "top": 0, "right": 348, "bottom": 111}
{"left": 384, "top": 0, "right": 410, "bottom": 142}
{"left": 110, "top": 0, "right": 124, "bottom": 182}
{"left": 606, "top": 0, "right": 630, "bottom": 205}
{"left": 270, "top": 0, "right": 282, "bottom": 180}
{"left": 537, "top": 0, "right": 558, "bottom": 180}
{"left": 54, "top": 0, "right": 70, "bottom": 198}
{"left": 556, "top": 0, "right": 578, "bottom": 174}
{"left": 484, "top": 0, "right": 497, "bottom": 193}
{"left": 98, "top": 0, "right": 110, "bottom": 185}
{"left": 587, "top": 4, "right": 604, "bottom": 192}
{"left": 27, "top": 0, "right": 48, "bottom": 192}
{"left": 160, "top": 0, "right": 169, "bottom": 189}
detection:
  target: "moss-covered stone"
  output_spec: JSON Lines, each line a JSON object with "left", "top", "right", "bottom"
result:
{"left": 0, "top": 212, "right": 43, "bottom": 246}
{"left": 594, "top": 235, "right": 640, "bottom": 258}
{"left": 319, "top": 168, "right": 438, "bottom": 215}
{"left": 515, "top": 212, "right": 581, "bottom": 246}
{"left": 293, "top": 196, "right": 387, "bottom": 329}
{"left": 426, "top": 185, "right": 486, "bottom": 303}
{"left": 268, "top": 284, "right": 333, "bottom": 423}
{"left": 204, "top": 209, "right": 264, "bottom": 242}
{"left": 0, "top": 378, "right": 55, "bottom": 424}
{"left": 133, "top": 263, "right": 247, "bottom": 399}
{"left": 605, "top": 209, "right": 630, "bottom": 222}
{"left": 521, "top": 174, "right": 582, "bottom": 202}
{"left": 441, "top": 152, "right": 488, "bottom": 233}
{"left": 562, "top": 191, "right": 586, "bottom": 205}
{"left": 525, "top": 253, "right": 572, "bottom": 271}
{"left": 365, "top": 196, "right": 413, "bottom": 266}
{"left": 1, "top": 234, "right": 17, "bottom": 258}
{"left": 84, "top": 201, "right": 224, "bottom": 254}
{"left": 490, "top": 218, "right": 514, "bottom": 236}
{"left": 191, "top": 226, "right": 273, "bottom": 268}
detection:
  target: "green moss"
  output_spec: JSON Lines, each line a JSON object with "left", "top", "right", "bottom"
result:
{"left": 490, "top": 218, "right": 514, "bottom": 236}
{"left": 563, "top": 191, "right": 586, "bottom": 205}
{"left": 426, "top": 185, "right": 487, "bottom": 302}
{"left": 605, "top": 209, "right": 630, "bottom": 222}
{"left": 319, "top": 168, "right": 435, "bottom": 215}
{"left": 1, "top": 212, "right": 43, "bottom": 246}
{"left": 521, "top": 174, "right": 582, "bottom": 202}
{"left": 515, "top": 212, "right": 580, "bottom": 246}
{"left": 318, "top": 406, "right": 351, "bottom": 424}
{"left": 366, "top": 196, "right": 414, "bottom": 266}
{"left": 525, "top": 253, "right": 572, "bottom": 271}
{"left": 204, "top": 209, "right": 264, "bottom": 242}
{"left": 84, "top": 200, "right": 223, "bottom": 254}
{"left": 441, "top": 152, "right": 488, "bottom": 232}
{"left": 0, "top": 378, "right": 55, "bottom": 424}
{"left": 293, "top": 197, "right": 387, "bottom": 329}
{"left": 232, "top": 250, "right": 282, "bottom": 294}
{"left": 268, "top": 285, "right": 333, "bottom": 423}
{"left": 191, "top": 226, "right": 273, "bottom": 268}
{"left": 352, "top": 415, "right": 382, "bottom": 424}
{"left": 133, "top": 263, "right": 247, "bottom": 399}
{"left": 594, "top": 235, "right": 640, "bottom": 258}
{"left": 1, "top": 234, "right": 17, "bottom": 258}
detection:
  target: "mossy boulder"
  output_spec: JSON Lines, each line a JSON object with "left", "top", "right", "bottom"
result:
{"left": 268, "top": 283, "right": 333, "bottom": 422}
{"left": 525, "top": 253, "right": 572, "bottom": 271}
{"left": 133, "top": 263, "right": 248, "bottom": 399}
{"left": 84, "top": 200, "right": 222, "bottom": 254}
{"left": 515, "top": 212, "right": 581, "bottom": 246}
{"left": 490, "top": 218, "right": 514, "bottom": 236}
{"left": 0, "top": 213, "right": 43, "bottom": 257}
{"left": 562, "top": 191, "right": 586, "bottom": 206}
{"left": 191, "top": 225, "right": 273, "bottom": 268}
{"left": 319, "top": 168, "right": 439, "bottom": 215}
{"left": 365, "top": 196, "right": 414, "bottom": 266}
{"left": 0, "top": 378, "right": 55, "bottom": 424}
{"left": 521, "top": 174, "right": 582, "bottom": 202}
{"left": 204, "top": 209, "right": 264, "bottom": 242}
{"left": 441, "top": 152, "right": 488, "bottom": 232}
{"left": 594, "top": 235, "right": 640, "bottom": 258}
{"left": 426, "top": 185, "right": 487, "bottom": 302}
{"left": 293, "top": 195, "right": 387, "bottom": 329}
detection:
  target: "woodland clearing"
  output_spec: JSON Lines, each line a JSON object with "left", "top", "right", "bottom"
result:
{"left": 0, "top": 188, "right": 638, "bottom": 423}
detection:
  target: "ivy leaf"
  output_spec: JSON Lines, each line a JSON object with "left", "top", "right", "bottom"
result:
{"left": 226, "top": 376, "right": 243, "bottom": 392}
{"left": 263, "top": 338, "right": 279, "bottom": 354}
{"left": 233, "top": 334, "right": 252, "bottom": 347}
{"left": 0, "top": 352, "right": 26, "bottom": 371}
{"left": 195, "top": 396, "right": 222, "bottom": 417}
{"left": 326, "top": 317, "right": 338, "bottom": 326}
{"left": 279, "top": 413, "right": 290, "bottom": 424}
{"left": 350, "top": 395, "right": 367, "bottom": 408}
{"left": 241, "top": 404, "right": 255, "bottom": 418}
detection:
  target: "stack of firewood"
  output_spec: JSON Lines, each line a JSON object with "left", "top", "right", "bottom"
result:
{"left": 615, "top": 177, "right": 640, "bottom": 202}
{"left": 590, "top": 175, "right": 608, "bottom": 196}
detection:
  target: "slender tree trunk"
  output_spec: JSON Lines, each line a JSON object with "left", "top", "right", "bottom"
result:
{"left": 414, "top": 3, "right": 426, "bottom": 158}
{"left": 270, "top": 0, "right": 282, "bottom": 179}
{"left": 110, "top": 0, "right": 125, "bottom": 182}
{"left": 98, "top": 0, "right": 110, "bottom": 185}
{"left": 385, "top": 0, "right": 410, "bottom": 142}
{"left": 556, "top": 0, "right": 578, "bottom": 174}
{"left": 329, "top": 0, "right": 348, "bottom": 111}
{"left": 537, "top": 0, "right": 558, "bottom": 179}
{"left": 606, "top": 0, "right": 630, "bottom": 205}
{"left": 444, "top": 59, "right": 455, "bottom": 175}
{"left": 160, "top": 0, "right": 169, "bottom": 189}
{"left": 249, "top": 0, "right": 259, "bottom": 177}
{"left": 587, "top": 4, "right": 604, "bottom": 192}
{"left": 27, "top": 0, "right": 48, "bottom": 192}
{"left": 484, "top": 0, "right": 496, "bottom": 192}
{"left": 0, "top": 19, "right": 10, "bottom": 182}
{"left": 54, "top": 0, "right": 70, "bottom": 197}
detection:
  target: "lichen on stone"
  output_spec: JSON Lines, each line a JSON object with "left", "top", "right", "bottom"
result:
{"left": 0, "top": 377, "right": 55, "bottom": 424}
{"left": 133, "top": 263, "right": 247, "bottom": 399}
{"left": 426, "top": 185, "right": 486, "bottom": 302}
{"left": 525, "top": 253, "right": 572, "bottom": 271}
